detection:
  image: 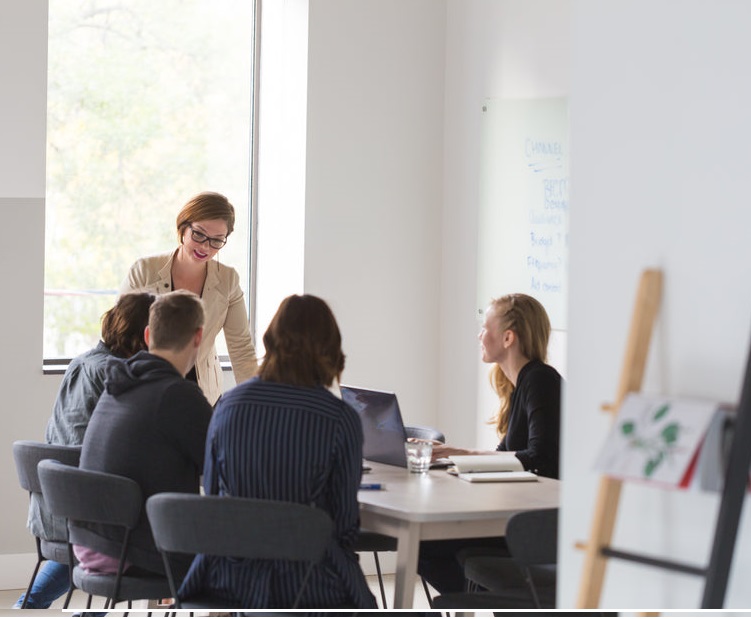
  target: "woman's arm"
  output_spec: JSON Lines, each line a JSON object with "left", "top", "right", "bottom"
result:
{"left": 512, "top": 367, "right": 561, "bottom": 477}
{"left": 430, "top": 442, "right": 503, "bottom": 461}
{"left": 329, "top": 405, "right": 365, "bottom": 548}
{"left": 222, "top": 270, "right": 259, "bottom": 384}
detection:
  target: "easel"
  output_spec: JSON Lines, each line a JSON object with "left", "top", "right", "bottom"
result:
{"left": 577, "top": 268, "right": 751, "bottom": 610}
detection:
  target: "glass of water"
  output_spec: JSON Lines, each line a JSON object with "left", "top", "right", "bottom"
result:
{"left": 405, "top": 440, "right": 433, "bottom": 474}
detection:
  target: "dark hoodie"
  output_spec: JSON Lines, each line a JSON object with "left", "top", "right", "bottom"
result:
{"left": 75, "top": 351, "right": 213, "bottom": 574}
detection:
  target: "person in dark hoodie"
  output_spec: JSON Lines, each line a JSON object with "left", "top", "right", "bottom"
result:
{"left": 74, "top": 290, "right": 213, "bottom": 578}
{"left": 15, "top": 292, "right": 155, "bottom": 610}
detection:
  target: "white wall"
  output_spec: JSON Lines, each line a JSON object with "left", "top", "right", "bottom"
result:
{"left": 0, "top": 1, "right": 63, "bottom": 582}
{"left": 561, "top": 0, "right": 751, "bottom": 609}
{"left": 440, "top": 0, "right": 571, "bottom": 456}
{"left": 303, "top": 0, "right": 446, "bottom": 424}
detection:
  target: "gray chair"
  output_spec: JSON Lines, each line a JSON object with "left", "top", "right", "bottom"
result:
{"left": 432, "top": 508, "right": 558, "bottom": 610}
{"left": 146, "top": 492, "right": 334, "bottom": 610}
{"left": 12, "top": 440, "right": 82, "bottom": 609}
{"left": 37, "top": 459, "right": 171, "bottom": 610}
{"left": 404, "top": 425, "right": 445, "bottom": 443}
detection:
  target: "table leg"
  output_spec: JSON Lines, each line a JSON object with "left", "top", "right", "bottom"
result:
{"left": 393, "top": 520, "right": 421, "bottom": 609}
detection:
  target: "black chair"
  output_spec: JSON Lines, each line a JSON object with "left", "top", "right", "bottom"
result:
{"left": 404, "top": 425, "right": 446, "bottom": 444}
{"left": 37, "top": 459, "right": 171, "bottom": 610}
{"left": 432, "top": 508, "right": 558, "bottom": 610}
{"left": 13, "top": 441, "right": 81, "bottom": 608}
{"left": 353, "top": 530, "right": 395, "bottom": 608}
{"left": 146, "top": 492, "right": 334, "bottom": 610}
{"left": 12, "top": 440, "right": 82, "bottom": 609}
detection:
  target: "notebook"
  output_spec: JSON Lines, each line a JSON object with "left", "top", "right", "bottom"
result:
{"left": 448, "top": 454, "right": 537, "bottom": 482}
{"left": 341, "top": 385, "right": 408, "bottom": 467}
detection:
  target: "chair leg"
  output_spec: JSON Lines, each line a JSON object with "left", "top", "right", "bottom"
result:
{"left": 421, "top": 576, "right": 433, "bottom": 607}
{"left": 20, "top": 559, "right": 42, "bottom": 609}
{"left": 21, "top": 537, "right": 46, "bottom": 609}
{"left": 372, "top": 551, "right": 388, "bottom": 608}
{"left": 62, "top": 586, "right": 75, "bottom": 610}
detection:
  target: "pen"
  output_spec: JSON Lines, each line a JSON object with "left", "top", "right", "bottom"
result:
{"left": 359, "top": 483, "right": 385, "bottom": 490}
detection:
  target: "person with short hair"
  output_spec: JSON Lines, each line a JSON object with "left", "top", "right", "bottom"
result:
{"left": 73, "top": 290, "right": 213, "bottom": 577}
{"left": 121, "top": 191, "right": 258, "bottom": 405}
{"left": 15, "top": 292, "right": 156, "bottom": 610}
{"left": 179, "top": 294, "right": 377, "bottom": 610}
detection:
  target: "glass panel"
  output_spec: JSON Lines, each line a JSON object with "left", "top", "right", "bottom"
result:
{"left": 44, "top": 0, "right": 254, "bottom": 358}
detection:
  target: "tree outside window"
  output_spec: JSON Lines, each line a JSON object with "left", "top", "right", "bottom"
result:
{"left": 45, "top": 0, "right": 255, "bottom": 359}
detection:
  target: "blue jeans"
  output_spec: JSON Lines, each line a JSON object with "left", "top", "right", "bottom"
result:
{"left": 15, "top": 559, "right": 70, "bottom": 608}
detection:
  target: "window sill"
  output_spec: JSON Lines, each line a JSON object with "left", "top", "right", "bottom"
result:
{"left": 43, "top": 356, "right": 234, "bottom": 375}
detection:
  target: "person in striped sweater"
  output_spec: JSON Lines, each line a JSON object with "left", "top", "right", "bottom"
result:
{"left": 179, "top": 294, "right": 377, "bottom": 610}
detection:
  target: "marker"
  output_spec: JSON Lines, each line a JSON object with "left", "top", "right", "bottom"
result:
{"left": 359, "top": 483, "right": 385, "bottom": 490}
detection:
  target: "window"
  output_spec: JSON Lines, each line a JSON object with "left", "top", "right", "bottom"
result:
{"left": 44, "top": 0, "right": 257, "bottom": 360}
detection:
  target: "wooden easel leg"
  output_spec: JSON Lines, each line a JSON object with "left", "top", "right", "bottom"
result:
{"left": 576, "top": 477, "right": 623, "bottom": 608}
{"left": 576, "top": 269, "right": 663, "bottom": 609}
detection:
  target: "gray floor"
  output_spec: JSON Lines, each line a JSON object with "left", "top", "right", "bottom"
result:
{"left": 0, "top": 572, "right": 437, "bottom": 615}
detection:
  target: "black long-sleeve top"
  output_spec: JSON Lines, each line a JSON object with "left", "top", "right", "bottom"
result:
{"left": 497, "top": 359, "right": 561, "bottom": 479}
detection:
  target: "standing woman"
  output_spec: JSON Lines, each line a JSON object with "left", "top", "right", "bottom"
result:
{"left": 120, "top": 191, "right": 258, "bottom": 405}
{"left": 419, "top": 293, "right": 561, "bottom": 594}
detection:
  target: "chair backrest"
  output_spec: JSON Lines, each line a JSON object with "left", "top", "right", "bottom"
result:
{"left": 13, "top": 441, "right": 82, "bottom": 494}
{"left": 146, "top": 493, "right": 333, "bottom": 563}
{"left": 505, "top": 508, "right": 558, "bottom": 567}
{"left": 37, "top": 459, "right": 143, "bottom": 533}
{"left": 147, "top": 493, "right": 335, "bottom": 609}
{"left": 404, "top": 425, "right": 446, "bottom": 443}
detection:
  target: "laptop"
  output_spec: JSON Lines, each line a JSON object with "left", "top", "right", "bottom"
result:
{"left": 341, "top": 385, "right": 409, "bottom": 467}
{"left": 341, "top": 385, "right": 452, "bottom": 469}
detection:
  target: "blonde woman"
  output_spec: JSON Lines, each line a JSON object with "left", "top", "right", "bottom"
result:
{"left": 432, "top": 293, "right": 561, "bottom": 478}
{"left": 419, "top": 293, "right": 561, "bottom": 594}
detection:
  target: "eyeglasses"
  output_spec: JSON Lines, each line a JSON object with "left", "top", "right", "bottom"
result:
{"left": 188, "top": 225, "right": 227, "bottom": 250}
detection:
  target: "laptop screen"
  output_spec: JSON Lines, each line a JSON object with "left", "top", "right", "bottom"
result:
{"left": 341, "top": 385, "right": 407, "bottom": 467}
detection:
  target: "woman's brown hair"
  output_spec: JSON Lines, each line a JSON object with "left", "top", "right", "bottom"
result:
{"left": 176, "top": 191, "right": 235, "bottom": 243}
{"left": 488, "top": 293, "right": 551, "bottom": 437}
{"left": 259, "top": 294, "right": 345, "bottom": 387}
{"left": 101, "top": 292, "right": 156, "bottom": 358}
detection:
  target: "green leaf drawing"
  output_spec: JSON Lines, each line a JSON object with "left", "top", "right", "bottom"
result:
{"left": 661, "top": 423, "right": 680, "bottom": 445}
{"left": 621, "top": 421, "right": 635, "bottom": 435}
{"left": 653, "top": 403, "right": 670, "bottom": 421}
{"left": 644, "top": 452, "right": 664, "bottom": 477}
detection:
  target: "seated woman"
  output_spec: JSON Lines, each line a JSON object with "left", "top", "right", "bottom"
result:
{"left": 16, "top": 292, "right": 155, "bottom": 609}
{"left": 178, "top": 294, "right": 377, "bottom": 610}
{"left": 419, "top": 293, "right": 561, "bottom": 594}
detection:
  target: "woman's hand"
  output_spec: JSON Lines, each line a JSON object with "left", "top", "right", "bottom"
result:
{"left": 406, "top": 438, "right": 498, "bottom": 461}
{"left": 430, "top": 443, "right": 474, "bottom": 461}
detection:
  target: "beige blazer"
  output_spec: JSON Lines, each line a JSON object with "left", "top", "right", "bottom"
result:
{"left": 120, "top": 250, "right": 258, "bottom": 405}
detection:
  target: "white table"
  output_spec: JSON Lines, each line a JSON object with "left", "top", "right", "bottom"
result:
{"left": 357, "top": 461, "right": 560, "bottom": 609}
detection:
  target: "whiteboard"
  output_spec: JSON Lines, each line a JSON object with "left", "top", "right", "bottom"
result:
{"left": 476, "top": 98, "right": 569, "bottom": 333}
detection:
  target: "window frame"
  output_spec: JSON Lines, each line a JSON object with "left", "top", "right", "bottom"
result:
{"left": 42, "top": 0, "right": 262, "bottom": 374}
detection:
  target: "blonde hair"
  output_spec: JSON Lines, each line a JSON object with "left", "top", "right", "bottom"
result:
{"left": 487, "top": 293, "right": 551, "bottom": 437}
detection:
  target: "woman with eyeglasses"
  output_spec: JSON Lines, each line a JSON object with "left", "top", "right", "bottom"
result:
{"left": 120, "top": 191, "right": 258, "bottom": 405}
